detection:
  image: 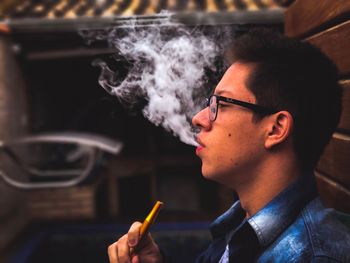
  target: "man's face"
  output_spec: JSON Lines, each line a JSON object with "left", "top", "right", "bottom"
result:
{"left": 192, "top": 62, "right": 267, "bottom": 188}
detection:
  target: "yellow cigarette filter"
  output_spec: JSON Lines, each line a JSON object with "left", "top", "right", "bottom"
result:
{"left": 140, "top": 201, "right": 163, "bottom": 236}
{"left": 130, "top": 201, "right": 163, "bottom": 254}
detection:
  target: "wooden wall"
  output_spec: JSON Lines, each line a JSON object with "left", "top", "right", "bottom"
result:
{"left": 285, "top": 0, "right": 350, "bottom": 213}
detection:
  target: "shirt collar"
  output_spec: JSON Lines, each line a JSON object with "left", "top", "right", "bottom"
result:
{"left": 209, "top": 173, "right": 317, "bottom": 246}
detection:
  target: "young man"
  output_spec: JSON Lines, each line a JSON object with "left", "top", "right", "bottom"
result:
{"left": 108, "top": 29, "right": 350, "bottom": 262}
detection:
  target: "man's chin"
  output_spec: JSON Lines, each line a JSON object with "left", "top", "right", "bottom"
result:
{"left": 201, "top": 168, "right": 236, "bottom": 187}
{"left": 201, "top": 169, "right": 213, "bottom": 180}
{"left": 202, "top": 169, "right": 223, "bottom": 182}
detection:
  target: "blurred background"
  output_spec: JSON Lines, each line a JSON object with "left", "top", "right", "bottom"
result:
{"left": 0, "top": 0, "right": 349, "bottom": 262}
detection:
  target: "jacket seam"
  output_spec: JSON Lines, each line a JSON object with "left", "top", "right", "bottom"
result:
{"left": 302, "top": 202, "right": 345, "bottom": 262}
{"left": 302, "top": 208, "right": 316, "bottom": 256}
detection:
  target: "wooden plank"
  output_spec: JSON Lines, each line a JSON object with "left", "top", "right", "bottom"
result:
{"left": 306, "top": 20, "right": 350, "bottom": 76}
{"left": 339, "top": 80, "right": 350, "bottom": 131}
{"left": 274, "top": 0, "right": 296, "bottom": 7}
{"left": 315, "top": 172, "right": 350, "bottom": 213}
{"left": 107, "top": 155, "right": 197, "bottom": 177}
{"left": 316, "top": 133, "right": 350, "bottom": 189}
{"left": 285, "top": 0, "right": 350, "bottom": 38}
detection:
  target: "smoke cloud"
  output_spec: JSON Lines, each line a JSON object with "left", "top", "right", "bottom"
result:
{"left": 89, "top": 15, "right": 222, "bottom": 146}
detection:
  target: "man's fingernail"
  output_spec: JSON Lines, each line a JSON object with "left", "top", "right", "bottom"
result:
{"left": 129, "top": 238, "right": 136, "bottom": 246}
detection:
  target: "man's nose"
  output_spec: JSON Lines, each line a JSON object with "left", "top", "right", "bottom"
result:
{"left": 192, "top": 107, "right": 211, "bottom": 131}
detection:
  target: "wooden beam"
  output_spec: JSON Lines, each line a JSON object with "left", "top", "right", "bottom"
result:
{"left": 317, "top": 132, "right": 350, "bottom": 189}
{"left": 306, "top": 20, "right": 350, "bottom": 76}
{"left": 106, "top": 155, "right": 198, "bottom": 178}
{"left": 339, "top": 80, "right": 350, "bottom": 131}
{"left": 315, "top": 171, "right": 350, "bottom": 213}
{"left": 285, "top": 0, "right": 350, "bottom": 38}
{"left": 274, "top": 0, "right": 295, "bottom": 7}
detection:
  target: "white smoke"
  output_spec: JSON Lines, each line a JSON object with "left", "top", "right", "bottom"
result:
{"left": 92, "top": 16, "right": 220, "bottom": 146}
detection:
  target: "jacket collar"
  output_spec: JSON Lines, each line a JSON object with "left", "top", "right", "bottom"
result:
{"left": 210, "top": 200, "right": 245, "bottom": 239}
{"left": 210, "top": 173, "right": 318, "bottom": 246}
{"left": 248, "top": 174, "right": 317, "bottom": 246}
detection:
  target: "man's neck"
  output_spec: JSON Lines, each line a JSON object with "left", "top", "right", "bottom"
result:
{"left": 236, "top": 156, "right": 301, "bottom": 218}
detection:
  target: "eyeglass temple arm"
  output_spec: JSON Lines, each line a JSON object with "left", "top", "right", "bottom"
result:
{"left": 217, "top": 95, "right": 277, "bottom": 114}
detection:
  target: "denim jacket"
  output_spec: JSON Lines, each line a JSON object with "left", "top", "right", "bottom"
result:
{"left": 196, "top": 174, "right": 350, "bottom": 262}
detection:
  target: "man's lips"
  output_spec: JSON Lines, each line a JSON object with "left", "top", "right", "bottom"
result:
{"left": 196, "top": 145, "right": 204, "bottom": 155}
{"left": 195, "top": 137, "right": 205, "bottom": 155}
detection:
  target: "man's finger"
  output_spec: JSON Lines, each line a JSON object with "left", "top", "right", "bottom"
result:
{"left": 117, "top": 235, "right": 132, "bottom": 263}
{"left": 131, "top": 254, "right": 140, "bottom": 263}
{"left": 133, "top": 232, "right": 149, "bottom": 250}
{"left": 127, "top": 221, "right": 142, "bottom": 247}
{"left": 108, "top": 242, "right": 118, "bottom": 263}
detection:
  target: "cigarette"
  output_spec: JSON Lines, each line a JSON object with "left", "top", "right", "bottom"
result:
{"left": 130, "top": 201, "right": 163, "bottom": 254}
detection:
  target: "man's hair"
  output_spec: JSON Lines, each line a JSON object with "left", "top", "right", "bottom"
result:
{"left": 228, "top": 28, "right": 342, "bottom": 170}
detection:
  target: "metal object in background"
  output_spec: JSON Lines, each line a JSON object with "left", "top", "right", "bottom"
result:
{"left": 0, "top": 25, "right": 29, "bottom": 227}
{"left": 0, "top": 0, "right": 288, "bottom": 19}
{"left": 0, "top": 132, "right": 123, "bottom": 189}
{"left": 5, "top": 10, "right": 284, "bottom": 33}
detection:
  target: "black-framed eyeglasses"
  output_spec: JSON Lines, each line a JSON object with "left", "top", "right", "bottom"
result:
{"left": 206, "top": 94, "right": 278, "bottom": 122}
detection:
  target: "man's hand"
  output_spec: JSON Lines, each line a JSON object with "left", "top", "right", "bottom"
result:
{"left": 108, "top": 221, "right": 163, "bottom": 263}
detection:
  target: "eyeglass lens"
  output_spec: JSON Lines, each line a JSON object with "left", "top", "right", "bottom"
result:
{"left": 209, "top": 96, "right": 217, "bottom": 121}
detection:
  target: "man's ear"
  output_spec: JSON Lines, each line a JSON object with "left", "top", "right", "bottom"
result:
{"left": 264, "top": 111, "right": 294, "bottom": 149}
